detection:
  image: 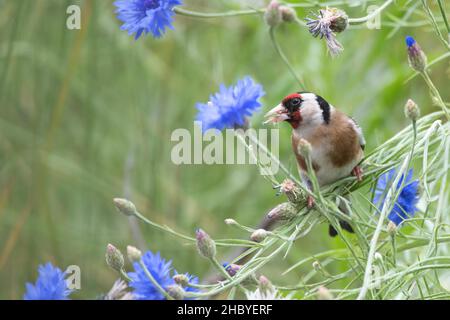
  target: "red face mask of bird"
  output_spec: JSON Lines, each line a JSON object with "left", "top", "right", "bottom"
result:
{"left": 264, "top": 93, "right": 303, "bottom": 127}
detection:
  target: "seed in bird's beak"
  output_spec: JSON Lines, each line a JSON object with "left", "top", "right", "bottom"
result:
{"left": 264, "top": 104, "right": 290, "bottom": 124}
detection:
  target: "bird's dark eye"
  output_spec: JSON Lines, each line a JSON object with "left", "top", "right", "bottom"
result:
{"left": 291, "top": 98, "right": 301, "bottom": 106}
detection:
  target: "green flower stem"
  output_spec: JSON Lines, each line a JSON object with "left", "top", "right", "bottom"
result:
{"left": 420, "top": 71, "right": 450, "bottom": 121}
{"left": 405, "top": 51, "right": 450, "bottom": 83}
{"left": 421, "top": 0, "right": 450, "bottom": 50}
{"left": 397, "top": 236, "right": 450, "bottom": 252}
{"left": 175, "top": 2, "right": 393, "bottom": 26}
{"left": 186, "top": 282, "right": 216, "bottom": 289}
{"left": 132, "top": 210, "right": 196, "bottom": 242}
{"left": 348, "top": 0, "right": 394, "bottom": 24}
{"left": 437, "top": 0, "right": 450, "bottom": 36}
{"left": 357, "top": 126, "right": 417, "bottom": 300}
{"left": 210, "top": 257, "right": 233, "bottom": 281}
{"left": 269, "top": 27, "right": 305, "bottom": 90}
{"left": 174, "top": 7, "right": 262, "bottom": 18}
{"left": 390, "top": 233, "right": 397, "bottom": 266}
{"left": 235, "top": 130, "right": 280, "bottom": 186}
{"left": 245, "top": 131, "right": 302, "bottom": 186}
{"left": 120, "top": 268, "right": 132, "bottom": 282}
{"left": 138, "top": 260, "right": 174, "bottom": 300}
{"left": 209, "top": 257, "right": 248, "bottom": 293}
{"left": 132, "top": 209, "right": 257, "bottom": 248}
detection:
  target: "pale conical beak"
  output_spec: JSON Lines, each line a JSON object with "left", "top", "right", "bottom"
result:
{"left": 264, "top": 104, "right": 290, "bottom": 124}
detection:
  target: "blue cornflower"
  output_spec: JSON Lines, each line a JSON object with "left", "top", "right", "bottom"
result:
{"left": 114, "top": 0, "right": 182, "bottom": 39}
{"left": 373, "top": 169, "right": 420, "bottom": 226}
{"left": 24, "top": 263, "right": 72, "bottom": 300}
{"left": 128, "top": 251, "right": 199, "bottom": 300}
{"left": 196, "top": 76, "right": 265, "bottom": 132}
{"left": 405, "top": 36, "right": 416, "bottom": 48}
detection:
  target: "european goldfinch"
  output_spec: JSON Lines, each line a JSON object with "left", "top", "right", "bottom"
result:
{"left": 265, "top": 92, "right": 365, "bottom": 236}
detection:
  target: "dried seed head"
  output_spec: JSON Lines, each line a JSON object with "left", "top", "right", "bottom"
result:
{"left": 306, "top": 8, "right": 347, "bottom": 57}
{"left": 279, "top": 179, "right": 302, "bottom": 203}
{"left": 264, "top": 0, "right": 282, "bottom": 27}
{"left": 250, "top": 229, "right": 270, "bottom": 242}
{"left": 328, "top": 8, "right": 348, "bottom": 33}
{"left": 127, "top": 245, "right": 142, "bottom": 263}
{"left": 404, "top": 99, "right": 420, "bottom": 121}
{"left": 105, "top": 244, "right": 124, "bottom": 272}
{"left": 195, "top": 228, "right": 216, "bottom": 259}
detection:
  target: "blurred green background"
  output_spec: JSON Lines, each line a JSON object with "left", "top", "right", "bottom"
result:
{"left": 0, "top": 0, "right": 448, "bottom": 299}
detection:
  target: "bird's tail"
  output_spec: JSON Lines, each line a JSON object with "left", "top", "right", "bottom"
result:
{"left": 328, "top": 220, "right": 354, "bottom": 237}
{"left": 329, "top": 195, "right": 355, "bottom": 237}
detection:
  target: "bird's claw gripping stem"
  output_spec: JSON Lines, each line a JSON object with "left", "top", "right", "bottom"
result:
{"left": 352, "top": 166, "right": 363, "bottom": 182}
{"left": 307, "top": 195, "right": 315, "bottom": 209}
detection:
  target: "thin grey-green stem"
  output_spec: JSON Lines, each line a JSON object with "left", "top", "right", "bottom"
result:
{"left": 138, "top": 260, "right": 174, "bottom": 300}
{"left": 421, "top": 71, "right": 450, "bottom": 120}
{"left": 210, "top": 257, "right": 248, "bottom": 294}
{"left": 421, "top": 0, "right": 450, "bottom": 50}
{"left": 132, "top": 210, "right": 196, "bottom": 242}
{"left": 357, "top": 127, "right": 417, "bottom": 300}
{"left": 120, "top": 268, "right": 132, "bottom": 282}
{"left": 210, "top": 257, "right": 233, "bottom": 281}
{"left": 405, "top": 51, "right": 450, "bottom": 83}
{"left": 174, "top": 7, "right": 262, "bottom": 18}
{"left": 348, "top": 0, "right": 394, "bottom": 24}
{"left": 269, "top": 27, "right": 305, "bottom": 89}
{"left": 246, "top": 131, "right": 302, "bottom": 185}
{"left": 175, "top": 2, "right": 392, "bottom": 26}
{"left": 437, "top": 0, "right": 450, "bottom": 36}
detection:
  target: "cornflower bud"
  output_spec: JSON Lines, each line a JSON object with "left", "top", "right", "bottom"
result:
{"left": 280, "top": 6, "right": 297, "bottom": 23}
{"left": 264, "top": 0, "right": 282, "bottom": 27}
{"left": 387, "top": 221, "right": 397, "bottom": 234}
{"left": 127, "top": 245, "right": 142, "bottom": 263}
{"left": 195, "top": 228, "right": 216, "bottom": 259}
{"left": 259, "top": 275, "right": 275, "bottom": 295}
{"left": 223, "top": 262, "right": 242, "bottom": 277}
{"left": 374, "top": 252, "right": 383, "bottom": 263}
{"left": 166, "top": 285, "right": 185, "bottom": 300}
{"left": 105, "top": 244, "right": 124, "bottom": 272}
{"left": 406, "top": 36, "right": 427, "bottom": 73}
{"left": 267, "top": 202, "right": 297, "bottom": 221}
{"left": 250, "top": 229, "right": 270, "bottom": 242}
{"left": 113, "top": 198, "right": 137, "bottom": 216}
{"left": 224, "top": 218, "right": 237, "bottom": 226}
{"left": 404, "top": 99, "right": 420, "bottom": 121}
